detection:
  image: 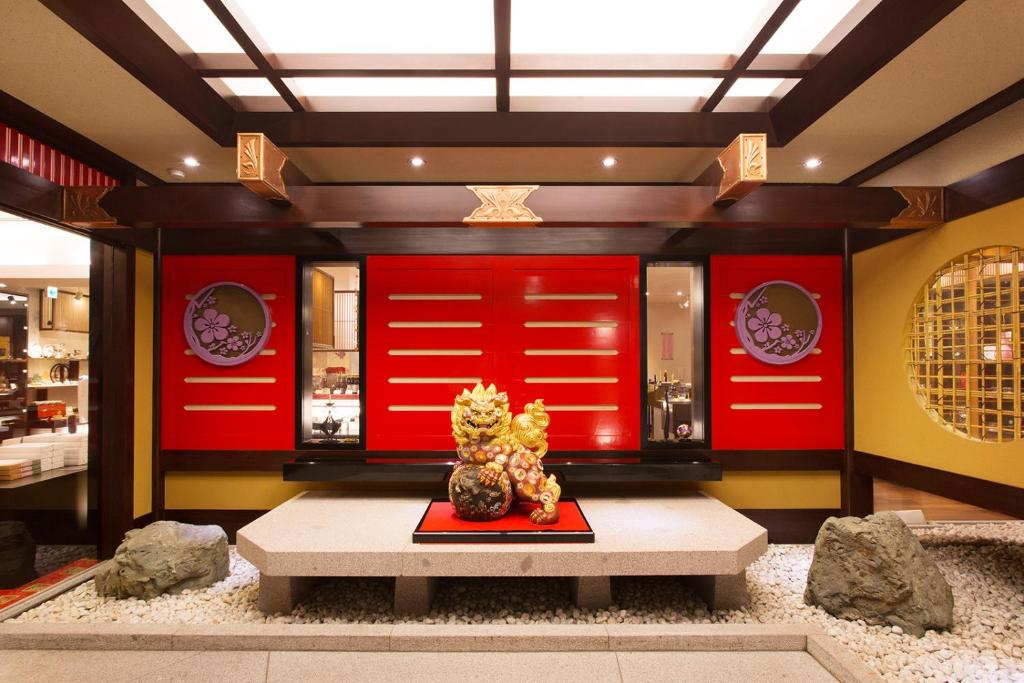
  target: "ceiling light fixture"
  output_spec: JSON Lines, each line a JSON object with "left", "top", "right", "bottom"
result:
{"left": 409, "top": 156, "right": 425, "bottom": 167}
{"left": 183, "top": 156, "right": 200, "bottom": 168}
{"left": 602, "top": 156, "right": 617, "bottom": 168}
{"left": 675, "top": 290, "right": 683, "bottom": 296}
{"left": 0, "top": 283, "right": 6, "bottom": 288}
{"left": 168, "top": 168, "right": 186, "bottom": 179}
{"left": 804, "top": 157, "right": 822, "bottom": 169}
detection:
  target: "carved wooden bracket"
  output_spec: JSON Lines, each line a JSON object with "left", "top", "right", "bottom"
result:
{"left": 694, "top": 133, "right": 767, "bottom": 207}
{"left": 463, "top": 185, "right": 542, "bottom": 227}
{"left": 62, "top": 186, "right": 116, "bottom": 227}
{"left": 237, "top": 132, "right": 291, "bottom": 204}
{"left": 890, "top": 187, "right": 946, "bottom": 227}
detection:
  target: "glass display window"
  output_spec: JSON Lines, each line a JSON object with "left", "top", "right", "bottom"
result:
{"left": 644, "top": 261, "right": 705, "bottom": 445}
{"left": 300, "top": 261, "right": 362, "bottom": 445}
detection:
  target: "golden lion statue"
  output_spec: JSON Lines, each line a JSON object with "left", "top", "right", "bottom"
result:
{"left": 450, "top": 383, "right": 561, "bottom": 524}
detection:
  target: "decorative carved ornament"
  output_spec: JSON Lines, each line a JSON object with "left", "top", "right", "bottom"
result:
{"left": 715, "top": 133, "right": 767, "bottom": 204}
{"left": 891, "top": 187, "right": 945, "bottom": 227}
{"left": 237, "top": 132, "right": 290, "bottom": 203}
{"left": 62, "top": 186, "right": 115, "bottom": 227}
{"left": 184, "top": 281, "right": 271, "bottom": 366}
{"left": 735, "top": 280, "right": 822, "bottom": 365}
{"left": 463, "top": 185, "right": 542, "bottom": 227}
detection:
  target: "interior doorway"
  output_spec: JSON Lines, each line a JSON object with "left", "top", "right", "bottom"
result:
{"left": 0, "top": 210, "right": 96, "bottom": 603}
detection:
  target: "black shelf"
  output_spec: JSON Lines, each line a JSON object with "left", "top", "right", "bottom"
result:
{"left": 283, "top": 454, "right": 723, "bottom": 483}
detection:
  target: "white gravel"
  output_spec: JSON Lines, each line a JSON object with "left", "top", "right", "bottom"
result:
{"left": 8, "top": 522, "right": 1024, "bottom": 682}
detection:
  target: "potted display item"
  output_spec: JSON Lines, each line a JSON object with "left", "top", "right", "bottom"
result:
{"left": 449, "top": 383, "right": 562, "bottom": 525}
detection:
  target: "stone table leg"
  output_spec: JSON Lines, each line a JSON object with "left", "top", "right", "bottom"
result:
{"left": 394, "top": 576, "right": 437, "bottom": 616}
{"left": 692, "top": 570, "right": 750, "bottom": 611}
{"left": 257, "top": 574, "right": 314, "bottom": 614}
{"left": 572, "top": 576, "right": 612, "bottom": 609}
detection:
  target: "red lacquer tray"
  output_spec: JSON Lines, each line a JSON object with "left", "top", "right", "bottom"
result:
{"left": 412, "top": 497, "right": 594, "bottom": 544}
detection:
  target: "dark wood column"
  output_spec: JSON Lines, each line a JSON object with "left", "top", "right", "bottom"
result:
{"left": 89, "top": 241, "right": 136, "bottom": 557}
{"left": 841, "top": 228, "right": 873, "bottom": 517}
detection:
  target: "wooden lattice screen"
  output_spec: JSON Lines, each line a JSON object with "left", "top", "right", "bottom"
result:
{"left": 906, "top": 246, "right": 1024, "bottom": 442}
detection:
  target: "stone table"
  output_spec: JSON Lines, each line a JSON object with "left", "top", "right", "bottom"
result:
{"left": 237, "top": 491, "right": 767, "bottom": 615}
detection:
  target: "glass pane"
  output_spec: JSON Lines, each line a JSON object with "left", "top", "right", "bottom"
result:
{"left": 305, "top": 263, "right": 361, "bottom": 444}
{"left": 646, "top": 262, "right": 704, "bottom": 444}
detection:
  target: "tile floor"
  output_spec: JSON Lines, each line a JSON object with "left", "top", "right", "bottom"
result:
{"left": 0, "top": 649, "right": 840, "bottom": 682}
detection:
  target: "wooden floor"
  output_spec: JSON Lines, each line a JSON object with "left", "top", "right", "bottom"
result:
{"left": 874, "top": 479, "right": 1017, "bottom": 521}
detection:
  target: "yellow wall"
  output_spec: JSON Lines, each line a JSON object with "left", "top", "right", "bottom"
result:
{"left": 854, "top": 197, "right": 1024, "bottom": 488}
{"left": 133, "top": 249, "right": 154, "bottom": 519}
{"left": 699, "top": 471, "right": 839, "bottom": 509}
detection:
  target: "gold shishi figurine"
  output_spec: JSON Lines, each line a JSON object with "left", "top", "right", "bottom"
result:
{"left": 449, "top": 383, "right": 562, "bottom": 524}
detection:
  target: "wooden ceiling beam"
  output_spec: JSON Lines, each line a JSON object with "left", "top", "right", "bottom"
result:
{"left": 842, "top": 78, "right": 1024, "bottom": 186}
{"left": 231, "top": 111, "right": 776, "bottom": 147}
{"left": 693, "top": 133, "right": 767, "bottom": 206}
{"left": 93, "top": 183, "right": 918, "bottom": 229}
{"left": 946, "top": 153, "right": 1024, "bottom": 221}
{"left": 493, "top": 0, "right": 511, "bottom": 112}
{"left": 39, "top": 0, "right": 235, "bottom": 145}
{"left": 702, "top": 0, "right": 801, "bottom": 112}
{"left": 201, "top": 0, "right": 304, "bottom": 112}
{"left": 770, "top": 0, "right": 968, "bottom": 145}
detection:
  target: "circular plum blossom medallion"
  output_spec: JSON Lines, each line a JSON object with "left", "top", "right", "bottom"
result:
{"left": 734, "top": 280, "right": 821, "bottom": 365}
{"left": 183, "top": 282, "right": 271, "bottom": 366}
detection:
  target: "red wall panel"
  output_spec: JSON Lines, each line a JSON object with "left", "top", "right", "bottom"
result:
{"left": 710, "top": 255, "right": 844, "bottom": 450}
{"left": 366, "top": 256, "right": 639, "bottom": 451}
{"left": 161, "top": 256, "right": 295, "bottom": 450}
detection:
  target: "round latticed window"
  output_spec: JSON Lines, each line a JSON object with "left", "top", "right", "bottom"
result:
{"left": 906, "top": 246, "right": 1024, "bottom": 442}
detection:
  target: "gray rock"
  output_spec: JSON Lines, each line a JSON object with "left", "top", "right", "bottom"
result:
{"left": 804, "top": 512, "right": 953, "bottom": 636}
{"left": 95, "top": 521, "right": 229, "bottom": 600}
{"left": 0, "top": 521, "right": 37, "bottom": 588}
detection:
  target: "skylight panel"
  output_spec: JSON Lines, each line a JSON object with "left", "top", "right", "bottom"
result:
{"left": 219, "top": 78, "right": 280, "bottom": 97}
{"left": 724, "top": 78, "right": 785, "bottom": 97}
{"left": 510, "top": 78, "right": 720, "bottom": 98}
{"left": 230, "top": 0, "right": 493, "bottom": 54}
{"left": 511, "top": 0, "right": 772, "bottom": 55}
{"left": 288, "top": 78, "right": 495, "bottom": 97}
{"left": 141, "top": 0, "right": 243, "bottom": 54}
{"left": 761, "top": 0, "right": 862, "bottom": 54}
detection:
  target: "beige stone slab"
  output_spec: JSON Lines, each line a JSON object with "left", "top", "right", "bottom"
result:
{"left": 690, "top": 570, "right": 751, "bottom": 611}
{"left": 807, "top": 634, "right": 884, "bottom": 683}
{"left": 239, "top": 491, "right": 767, "bottom": 579}
{"left": 393, "top": 575, "right": 436, "bottom": 617}
{"left": 607, "top": 623, "right": 819, "bottom": 651}
{"left": 0, "top": 649, "right": 198, "bottom": 683}
{"left": 169, "top": 624, "right": 393, "bottom": 652}
{"left": 389, "top": 624, "right": 609, "bottom": 651}
{"left": 616, "top": 650, "right": 838, "bottom": 683}
{"left": 572, "top": 575, "right": 612, "bottom": 609}
{"left": 256, "top": 574, "right": 316, "bottom": 614}
{"left": 0, "top": 623, "right": 179, "bottom": 651}
{"left": 145, "top": 651, "right": 269, "bottom": 683}
{"left": 267, "top": 650, "right": 621, "bottom": 683}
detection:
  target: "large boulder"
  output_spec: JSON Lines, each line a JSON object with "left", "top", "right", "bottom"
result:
{"left": 0, "top": 521, "right": 37, "bottom": 588}
{"left": 95, "top": 521, "right": 229, "bottom": 599}
{"left": 804, "top": 512, "right": 953, "bottom": 636}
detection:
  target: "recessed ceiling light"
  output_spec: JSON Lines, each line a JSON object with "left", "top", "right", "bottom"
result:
{"left": 409, "top": 156, "right": 425, "bottom": 167}
{"left": 676, "top": 290, "right": 683, "bottom": 296}
{"left": 0, "top": 283, "right": 6, "bottom": 288}
{"left": 602, "top": 156, "right": 617, "bottom": 168}
{"left": 183, "top": 156, "right": 200, "bottom": 168}
{"left": 804, "top": 157, "right": 822, "bottom": 169}
{"left": 168, "top": 168, "right": 186, "bottom": 179}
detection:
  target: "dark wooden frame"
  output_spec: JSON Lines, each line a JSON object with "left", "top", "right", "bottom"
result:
{"left": 296, "top": 255, "right": 367, "bottom": 450}
{"left": 640, "top": 256, "right": 710, "bottom": 450}
{"left": 89, "top": 240, "right": 137, "bottom": 557}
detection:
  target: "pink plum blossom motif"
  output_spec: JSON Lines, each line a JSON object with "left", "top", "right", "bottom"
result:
{"left": 735, "top": 281, "right": 822, "bottom": 365}
{"left": 193, "top": 308, "right": 231, "bottom": 344}
{"left": 183, "top": 282, "right": 271, "bottom": 366}
{"left": 746, "top": 308, "right": 782, "bottom": 343}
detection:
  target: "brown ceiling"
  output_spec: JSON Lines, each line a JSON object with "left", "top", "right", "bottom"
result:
{"left": 0, "top": 0, "right": 1021, "bottom": 186}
